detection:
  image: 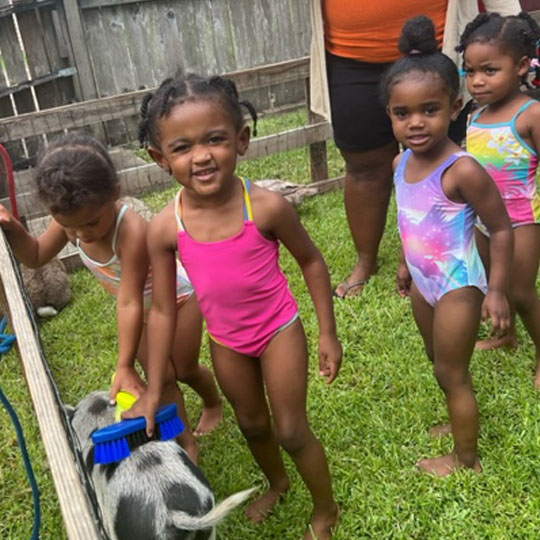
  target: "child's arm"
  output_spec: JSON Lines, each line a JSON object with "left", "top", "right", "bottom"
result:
{"left": 526, "top": 102, "right": 540, "bottom": 156}
{"left": 392, "top": 153, "right": 412, "bottom": 298}
{"left": 396, "top": 247, "right": 411, "bottom": 298}
{"left": 121, "top": 206, "right": 178, "bottom": 435}
{"left": 0, "top": 204, "right": 68, "bottom": 267}
{"left": 255, "top": 188, "right": 342, "bottom": 383}
{"left": 109, "top": 211, "right": 149, "bottom": 402}
{"left": 453, "top": 158, "right": 513, "bottom": 331}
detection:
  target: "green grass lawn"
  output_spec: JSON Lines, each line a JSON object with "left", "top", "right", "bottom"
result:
{"left": 2, "top": 112, "right": 540, "bottom": 539}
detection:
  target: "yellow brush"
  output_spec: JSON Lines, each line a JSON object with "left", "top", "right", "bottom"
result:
{"left": 111, "top": 373, "right": 137, "bottom": 422}
{"left": 114, "top": 390, "right": 137, "bottom": 422}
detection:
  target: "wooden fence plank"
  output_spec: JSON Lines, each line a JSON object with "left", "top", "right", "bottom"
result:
{"left": 305, "top": 79, "right": 328, "bottom": 182}
{"left": 245, "top": 121, "right": 333, "bottom": 159}
{"left": 0, "top": 57, "right": 310, "bottom": 140}
{"left": 0, "top": 16, "right": 27, "bottom": 87}
{"left": 62, "top": 0, "right": 98, "bottom": 100}
{"left": 0, "top": 190, "right": 48, "bottom": 219}
{"left": 0, "top": 97, "right": 25, "bottom": 167}
{"left": 80, "top": 0, "right": 156, "bottom": 8}
{"left": 0, "top": 230, "right": 101, "bottom": 540}
{"left": 75, "top": 0, "right": 310, "bottom": 101}
{"left": 17, "top": 9, "right": 52, "bottom": 79}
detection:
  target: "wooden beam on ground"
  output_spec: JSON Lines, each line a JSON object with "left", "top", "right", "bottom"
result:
{"left": 305, "top": 176, "right": 345, "bottom": 194}
{"left": 225, "top": 57, "right": 310, "bottom": 94}
{"left": 0, "top": 230, "right": 101, "bottom": 539}
{"left": 0, "top": 57, "right": 310, "bottom": 140}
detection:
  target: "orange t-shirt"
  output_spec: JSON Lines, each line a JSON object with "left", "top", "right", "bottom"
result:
{"left": 323, "top": 0, "right": 448, "bottom": 63}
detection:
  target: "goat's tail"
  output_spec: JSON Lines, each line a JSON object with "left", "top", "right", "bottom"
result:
{"left": 170, "top": 487, "right": 256, "bottom": 530}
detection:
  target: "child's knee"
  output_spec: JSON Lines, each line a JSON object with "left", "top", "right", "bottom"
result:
{"left": 433, "top": 363, "right": 468, "bottom": 392}
{"left": 512, "top": 288, "right": 537, "bottom": 315}
{"left": 275, "top": 421, "right": 311, "bottom": 455}
{"left": 237, "top": 413, "right": 272, "bottom": 441}
{"left": 173, "top": 363, "right": 199, "bottom": 384}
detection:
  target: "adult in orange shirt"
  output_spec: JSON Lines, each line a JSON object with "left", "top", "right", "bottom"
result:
{"left": 310, "top": 0, "right": 520, "bottom": 298}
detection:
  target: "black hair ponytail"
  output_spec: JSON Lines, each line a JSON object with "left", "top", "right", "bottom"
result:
{"left": 381, "top": 15, "right": 459, "bottom": 104}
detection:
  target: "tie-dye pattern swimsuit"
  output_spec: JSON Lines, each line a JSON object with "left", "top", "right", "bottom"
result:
{"left": 77, "top": 204, "right": 193, "bottom": 311}
{"left": 467, "top": 100, "right": 540, "bottom": 235}
{"left": 394, "top": 149, "right": 487, "bottom": 306}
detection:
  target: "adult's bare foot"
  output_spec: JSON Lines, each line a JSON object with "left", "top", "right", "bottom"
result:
{"left": 475, "top": 333, "right": 518, "bottom": 351}
{"left": 417, "top": 452, "right": 481, "bottom": 477}
{"left": 302, "top": 503, "right": 340, "bottom": 540}
{"left": 429, "top": 423, "right": 452, "bottom": 438}
{"left": 245, "top": 481, "right": 290, "bottom": 523}
{"left": 194, "top": 401, "right": 223, "bottom": 436}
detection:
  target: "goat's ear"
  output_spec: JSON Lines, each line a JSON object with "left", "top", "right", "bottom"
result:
{"left": 65, "top": 405, "right": 75, "bottom": 421}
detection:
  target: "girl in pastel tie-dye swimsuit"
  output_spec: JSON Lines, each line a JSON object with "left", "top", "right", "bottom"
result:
{"left": 384, "top": 16, "right": 512, "bottom": 477}
{"left": 460, "top": 11, "right": 540, "bottom": 386}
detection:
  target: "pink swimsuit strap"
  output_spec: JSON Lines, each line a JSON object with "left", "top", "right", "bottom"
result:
{"left": 175, "top": 177, "right": 298, "bottom": 357}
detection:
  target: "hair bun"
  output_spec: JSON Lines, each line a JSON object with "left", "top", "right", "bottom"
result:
{"left": 398, "top": 15, "right": 439, "bottom": 56}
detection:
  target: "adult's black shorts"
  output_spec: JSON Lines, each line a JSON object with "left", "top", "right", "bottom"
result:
{"left": 326, "top": 51, "right": 394, "bottom": 152}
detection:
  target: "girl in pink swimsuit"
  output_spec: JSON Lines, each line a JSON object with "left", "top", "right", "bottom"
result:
{"left": 130, "top": 74, "right": 342, "bottom": 539}
{"left": 459, "top": 12, "right": 540, "bottom": 384}
{"left": 0, "top": 133, "right": 224, "bottom": 462}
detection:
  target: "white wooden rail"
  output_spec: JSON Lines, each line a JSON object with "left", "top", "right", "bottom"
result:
{"left": 0, "top": 229, "right": 102, "bottom": 539}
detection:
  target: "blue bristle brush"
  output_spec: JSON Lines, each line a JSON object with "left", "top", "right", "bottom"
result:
{"left": 92, "top": 402, "right": 184, "bottom": 465}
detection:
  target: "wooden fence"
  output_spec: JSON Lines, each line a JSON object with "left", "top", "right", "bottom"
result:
{"left": 0, "top": 0, "right": 311, "bottom": 168}
{"left": 0, "top": 0, "right": 77, "bottom": 169}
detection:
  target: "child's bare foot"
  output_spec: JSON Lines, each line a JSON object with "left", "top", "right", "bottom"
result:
{"left": 429, "top": 423, "right": 452, "bottom": 438}
{"left": 475, "top": 333, "right": 518, "bottom": 351}
{"left": 303, "top": 503, "right": 340, "bottom": 540}
{"left": 193, "top": 401, "right": 223, "bottom": 436}
{"left": 417, "top": 452, "right": 481, "bottom": 477}
{"left": 245, "top": 481, "right": 290, "bottom": 523}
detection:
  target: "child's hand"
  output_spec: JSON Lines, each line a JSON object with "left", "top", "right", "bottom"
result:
{"left": 482, "top": 290, "right": 511, "bottom": 335}
{"left": 109, "top": 366, "right": 146, "bottom": 404}
{"left": 0, "top": 204, "right": 14, "bottom": 230}
{"left": 121, "top": 389, "right": 160, "bottom": 437}
{"left": 396, "top": 262, "right": 412, "bottom": 298}
{"left": 319, "top": 333, "right": 342, "bottom": 384}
